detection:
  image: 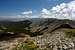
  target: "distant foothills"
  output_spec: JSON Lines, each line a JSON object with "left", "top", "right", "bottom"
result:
{"left": 0, "top": 18, "right": 75, "bottom": 37}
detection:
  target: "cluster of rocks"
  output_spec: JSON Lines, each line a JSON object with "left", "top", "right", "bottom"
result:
{"left": 33, "top": 31, "right": 75, "bottom": 50}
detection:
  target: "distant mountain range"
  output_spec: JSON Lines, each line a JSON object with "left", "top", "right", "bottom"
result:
{"left": 0, "top": 18, "right": 75, "bottom": 36}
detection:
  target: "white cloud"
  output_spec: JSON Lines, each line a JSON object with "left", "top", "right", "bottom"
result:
{"left": 40, "top": 8, "right": 51, "bottom": 18}
{"left": 6, "top": 0, "right": 75, "bottom": 21}
{"left": 41, "top": 8, "right": 50, "bottom": 15}
{"left": 21, "top": 11, "right": 32, "bottom": 18}
{"left": 19, "top": 10, "right": 39, "bottom": 18}
{"left": 7, "top": 11, "right": 33, "bottom": 21}
{"left": 40, "top": 0, "right": 75, "bottom": 20}
{"left": 22, "top": 11, "right": 32, "bottom": 15}
{"left": 40, "top": 8, "right": 55, "bottom": 18}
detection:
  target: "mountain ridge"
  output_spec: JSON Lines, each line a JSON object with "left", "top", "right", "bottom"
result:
{"left": 0, "top": 18, "right": 75, "bottom": 36}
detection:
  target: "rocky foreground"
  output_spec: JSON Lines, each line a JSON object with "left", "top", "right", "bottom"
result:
{"left": 32, "top": 30, "right": 75, "bottom": 50}
{"left": 0, "top": 30, "right": 75, "bottom": 50}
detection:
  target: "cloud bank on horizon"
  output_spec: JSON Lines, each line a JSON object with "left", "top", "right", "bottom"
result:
{"left": 40, "top": 0, "right": 75, "bottom": 20}
{"left": 18, "top": 0, "right": 75, "bottom": 20}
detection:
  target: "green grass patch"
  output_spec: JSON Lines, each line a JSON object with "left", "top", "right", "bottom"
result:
{"left": 13, "top": 39, "right": 38, "bottom": 50}
{"left": 27, "top": 32, "right": 43, "bottom": 37}
{"left": 64, "top": 29, "right": 75, "bottom": 38}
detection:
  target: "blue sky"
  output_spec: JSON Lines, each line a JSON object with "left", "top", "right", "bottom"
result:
{"left": 0, "top": 0, "right": 72, "bottom": 17}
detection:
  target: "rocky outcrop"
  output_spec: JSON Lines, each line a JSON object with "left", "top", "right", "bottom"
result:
{"left": 29, "top": 19, "right": 75, "bottom": 34}
{"left": 33, "top": 31, "right": 75, "bottom": 50}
